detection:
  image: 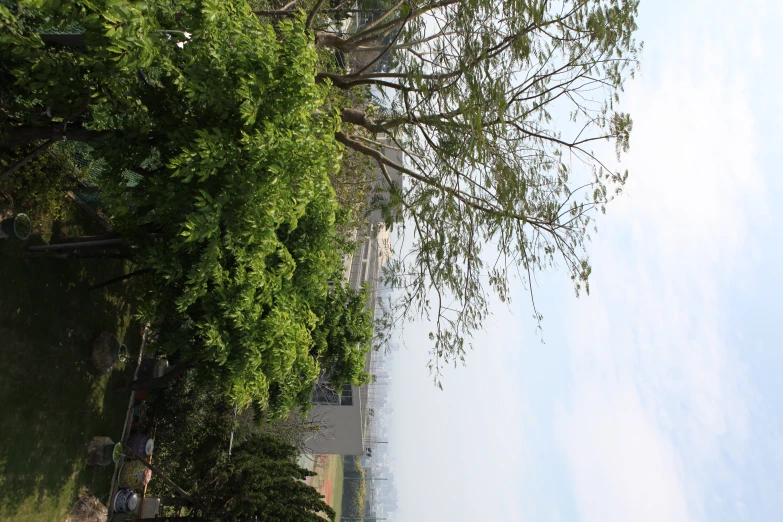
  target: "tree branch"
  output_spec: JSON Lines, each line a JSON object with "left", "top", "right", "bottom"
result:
{"left": 0, "top": 140, "right": 54, "bottom": 183}
{"left": 305, "top": 0, "right": 329, "bottom": 29}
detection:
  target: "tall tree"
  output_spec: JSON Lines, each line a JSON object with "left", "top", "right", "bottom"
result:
{"left": 311, "top": 283, "right": 374, "bottom": 389}
{"left": 305, "top": 0, "right": 642, "bottom": 379}
{"left": 199, "top": 435, "right": 335, "bottom": 522}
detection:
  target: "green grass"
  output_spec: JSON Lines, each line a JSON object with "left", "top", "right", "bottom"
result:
{"left": 0, "top": 200, "right": 141, "bottom": 522}
{"left": 332, "top": 455, "right": 344, "bottom": 522}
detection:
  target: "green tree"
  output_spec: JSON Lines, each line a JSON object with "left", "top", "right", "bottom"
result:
{"left": 144, "top": 371, "right": 235, "bottom": 499}
{"left": 2, "top": 0, "right": 643, "bottom": 388}
{"left": 303, "top": 0, "right": 642, "bottom": 380}
{"left": 311, "top": 283, "right": 374, "bottom": 389}
{"left": 341, "top": 455, "right": 367, "bottom": 519}
{"left": 146, "top": 384, "right": 334, "bottom": 522}
{"left": 200, "top": 435, "right": 335, "bottom": 522}
{"left": 0, "top": 0, "right": 361, "bottom": 414}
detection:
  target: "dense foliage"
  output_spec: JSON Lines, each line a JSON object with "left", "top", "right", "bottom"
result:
{"left": 208, "top": 435, "right": 335, "bottom": 522}
{"left": 311, "top": 282, "right": 373, "bottom": 388}
{"left": 0, "top": 0, "right": 371, "bottom": 414}
{"left": 1, "top": 0, "right": 642, "bottom": 392}
{"left": 144, "top": 372, "right": 234, "bottom": 493}
{"left": 0, "top": 143, "right": 81, "bottom": 220}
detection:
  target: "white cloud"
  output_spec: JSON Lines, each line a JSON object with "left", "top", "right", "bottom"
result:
{"left": 555, "top": 377, "right": 691, "bottom": 522}
{"left": 553, "top": 7, "right": 769, "bottom": 521}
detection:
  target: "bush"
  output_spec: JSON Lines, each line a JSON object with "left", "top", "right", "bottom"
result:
{"left": 145, "top": 370, "right": 234, "bottom": 494}
{"left": 0, "top": 144, "right": 82, "bottom": 221}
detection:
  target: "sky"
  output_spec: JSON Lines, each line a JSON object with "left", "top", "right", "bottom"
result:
{"left": 388, "top": 1, "right": 783, "bottom": 521}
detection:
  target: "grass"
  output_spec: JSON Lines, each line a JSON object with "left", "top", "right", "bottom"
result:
{"left": 0, "top": 196, "right": 141, "bottom": 522}
{"left": 332, "top": 455, "right": 344, "bottom": 522}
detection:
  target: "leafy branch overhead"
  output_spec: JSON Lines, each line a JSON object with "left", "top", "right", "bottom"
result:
{"left": 302, "top": 0, "right": 642, "bottom": 378}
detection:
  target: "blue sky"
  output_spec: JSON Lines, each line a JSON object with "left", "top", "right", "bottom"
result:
{"left": 388, "top": 1, "right": 783, "bottom": 520}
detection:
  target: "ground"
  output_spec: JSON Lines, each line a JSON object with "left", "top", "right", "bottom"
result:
{"left": 303, "top": 453, "right": 344, "bottom": 521}
{"left": 0, "top": 195, "right": 141, "bottom": 522}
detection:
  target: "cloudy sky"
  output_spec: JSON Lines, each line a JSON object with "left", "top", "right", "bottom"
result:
{"left": 388, "top": 0, "right": 783, "bottom": 520}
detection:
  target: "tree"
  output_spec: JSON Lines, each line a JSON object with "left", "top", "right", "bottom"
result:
{"left": 2, "top": 0, "right": 643, "bottom": 387}
{"left": 144, "top": 379, "right": 334, "bottom": 521}
{"left": 198, "top": 434, "right": 336, "bottom": 522}
{"left": 144, "top": 371, "right": 236, "bottom": 493}
{"left": 341, "top": 455, "right": 367, "bottom": 519}
{"left": 311, "top": 283, "right": 374, "bottom": 388}
{"left": 145, "top": 381, "right": 335, "bottom": 521}
{"left": 0, "top": 0, "right": 363, "bottom": 414}
{"left": 303, "top": 0, "right": 642, "bottom": 379}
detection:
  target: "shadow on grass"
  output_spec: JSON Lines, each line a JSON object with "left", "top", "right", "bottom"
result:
{"left": 0, "top": 216, "right": 143, "bottom": 520}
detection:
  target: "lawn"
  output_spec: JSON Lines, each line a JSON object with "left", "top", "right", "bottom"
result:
{"left": 332, "top": 455, "right": 344, "bottom": 522}
{"left": 0, "top": 192, "right": 142, "bottom": 521}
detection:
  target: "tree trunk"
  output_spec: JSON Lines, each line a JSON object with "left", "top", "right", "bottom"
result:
{"left": 0, "top": 140, "right": 54, "bottom": 183}
{"left": 1, "top": 125, "right": 159, "bottom": 149}
{"left": 338, "top": 108, "right": 387, "bottom": 134}
{"left": 114, "top": 363, "right": 193, "bottom": 393}
{"left": 59, "top": 232, "right": 120, "bottom": 243}
{"left": 23, "top": 251, "right": 130, "bottom": 260}
{"left": 315, "top": 32, "right": 351, "bottom": 51}
{"left": 27, "top": 238, "right": 126, "bottom": 252}
{"left": 89, "top": 268, "right": 151, "bottom": 291}
{"left": 0, "top": 125, "right": 110, "bottom": 149}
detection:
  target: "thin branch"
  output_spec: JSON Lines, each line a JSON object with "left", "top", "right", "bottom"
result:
{"left": 88, "top": 268, "right": 152, "bottom": 291}
{"left": 352, "top": 9, "right": 412, "bottom": 76}
{"left": 305, "top": 0, "right": 329, "bottom": 30}
{"left": 0, "top": 140, "right": 54, "bottom": 184}
{"left": 345, "top": 0, "right": 407, "bottom": 43}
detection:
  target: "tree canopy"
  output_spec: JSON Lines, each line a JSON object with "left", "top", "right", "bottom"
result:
{"left": 342, "top": 455, "right": 367, "bottom": 519}
{"left": 303, "top": 0, "right": 642, "bottom": 378}
{"left": 311, "top": 282, "right": 374, "bottom": 388}
{"left": 2, "top": 0, "right": 643, "bottom": 389}
{"left": 205, "top": 434, "right": 335, "bottom": 522}
{"left": 0, "top": 0, "right": 372, "bottom": 413}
